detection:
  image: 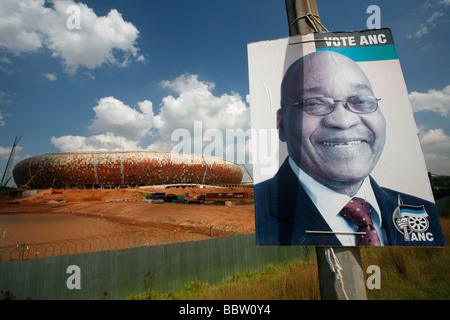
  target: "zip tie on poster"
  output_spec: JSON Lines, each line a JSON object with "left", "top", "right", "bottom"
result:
{"left": 288, "top": 38, "right": 328, "bottom": 46}
{"left": 289, "top": 13, "right": 330, "bottom": 33}
{"left": 287, "top": 37, "right": 332, "bottom": 46}
{"left": 305, "top": 230, "right": 367, "bottom": 235}
{"left": 324, "top": 247, "right": 349, "bottom": 300}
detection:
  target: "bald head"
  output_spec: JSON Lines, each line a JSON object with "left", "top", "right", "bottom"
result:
{"left": 281, "top": 51, "right": 373, "bottom": 107}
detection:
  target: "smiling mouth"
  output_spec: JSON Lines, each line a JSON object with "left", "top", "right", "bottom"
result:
{"left": 322, "top": 140, "right": 362, "bottom": 148}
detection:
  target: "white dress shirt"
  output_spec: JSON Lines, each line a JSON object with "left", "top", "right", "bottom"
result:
{"left": 288, "top": 157, "right": 387, "bottom": 246}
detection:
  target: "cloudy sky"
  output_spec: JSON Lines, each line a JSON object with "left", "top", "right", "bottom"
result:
{"left": 0, "top": 0, "right": 449, "bottom": 186}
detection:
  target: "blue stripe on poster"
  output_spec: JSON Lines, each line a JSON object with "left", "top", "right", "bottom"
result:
{"left": 316, "top": 44, "right": 398, "bottom": 61}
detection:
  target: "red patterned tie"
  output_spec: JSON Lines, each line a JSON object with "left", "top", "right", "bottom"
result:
{"left": 340, "top": 197, "right": 381, "bottom": 246}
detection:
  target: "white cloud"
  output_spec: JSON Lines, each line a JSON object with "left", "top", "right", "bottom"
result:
{"left": 411, "top": 86, "right": 450, "bottom": 174}
{"left": 160, "top": 74, "right": 215, "bottom": 94}
{"left": 423, "top": 153, "right": 450, "bottom": 175}
{"left": 44, "top": 72, "right": 57, "bottom": 81}
{"left": 409, "top": 85, "right": 450, "bottom": 117}
{"left": 154, "top": 74, "right": 250, "bottom": 152}
{"left": 0, "top": 55, "right": 14, "bottom": 74}
{"left": 0, "top": 90, "right": 15, "bottom": 104}
{"left": 0, "top": 145, "right": 10, "bottom": 159}
{"left": 0, "top": 0, "right": 47, "bottom": 53}
{"left": 0, "top": 145, "right": 22, "bottom": 159}
{"left": 51, "top": 73, "right": 251, "bottom": 163}
{"left": 407, "top": 11, "right": 444, "bottom": 39}
{"left": 51, "top": 132, "right": 142, "bottom": 152}
{"left": 419, "top": 128, "right": 450, "bottom": 175}
{"left": 419, "top": 128, "right": 450, "bottom": 153}
{"left": 89, "top": 97, "right": 154, "bottom": 141}
{"left": 145, "top": 140, "right": 176, "bottom": 153}
{"left": 0, "top": 0, "right": 144, "bottom": 74}
{"left": 52, "top": 95, "right": 155, "bottom": 152}
{"left": 0, "top": 91, "right": 14, "bottom": 126}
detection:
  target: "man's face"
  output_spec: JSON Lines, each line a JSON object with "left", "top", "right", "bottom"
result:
{"left": 278, "top": 52, "right": 386, "bottom": 194}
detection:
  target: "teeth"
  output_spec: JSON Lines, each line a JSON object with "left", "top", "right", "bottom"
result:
{"left": 323, "top": 141, "right": 362, "bottom": 147}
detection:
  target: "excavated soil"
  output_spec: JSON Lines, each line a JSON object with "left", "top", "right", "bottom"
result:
{"left": 0, "top": 187, "right": 255, "bottom": 249}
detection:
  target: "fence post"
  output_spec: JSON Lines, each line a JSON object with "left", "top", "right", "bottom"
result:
{"left": 19, "top": 243, "right": 25, "bottom": 261}
{"left": 210, "top": 226, "right": 213, "bottom": 239}
{"left": 133, "top": 232, "right": 136, "bottom": 248}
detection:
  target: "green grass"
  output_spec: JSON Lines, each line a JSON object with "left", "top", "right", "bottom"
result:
{"left": 361, "top": 219, "right": 450, "bottom": 299}
{"left": 130, "top": 218, "right": 449, "bottom": 300}
{"left": 130, "top": 258, "right": 321, "bottom": 300}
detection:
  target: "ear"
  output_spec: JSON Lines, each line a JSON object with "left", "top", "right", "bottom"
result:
{"left": 277, "top": 108, "right": 287, "bottom": 142}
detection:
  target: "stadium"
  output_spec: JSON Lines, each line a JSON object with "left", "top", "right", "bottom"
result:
{"left": 12, "top": 151, "right": 244, "bottom": 189}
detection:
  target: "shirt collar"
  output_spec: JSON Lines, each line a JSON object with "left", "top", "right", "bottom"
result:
{"left": 288, "top": 157, "right": 383, "bottom": 227}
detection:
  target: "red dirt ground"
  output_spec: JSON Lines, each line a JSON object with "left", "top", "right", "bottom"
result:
{"left": 0, "top": 187, "right": 256, "bottom": 241}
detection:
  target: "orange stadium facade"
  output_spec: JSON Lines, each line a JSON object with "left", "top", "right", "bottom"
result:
{"left": 12, "top": 151, "right": 243, "bottom": 189}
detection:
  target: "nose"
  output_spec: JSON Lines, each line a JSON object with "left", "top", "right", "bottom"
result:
{"left": 321, "top": 101, "right": 361, "bottom": 129}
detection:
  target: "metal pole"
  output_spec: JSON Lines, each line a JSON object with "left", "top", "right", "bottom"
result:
{"left": 285, "top": 0, "right": 322, "bottom": 35}
{"left": 316, "top": 247, "right": 367, "bottom": 300}
{"left": 284, "top": 0, "right": 368, "bottom": 300}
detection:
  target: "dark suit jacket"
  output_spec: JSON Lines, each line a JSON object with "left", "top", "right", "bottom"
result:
{"left": 255, "top": 158, "right": 446, "bottom": 247}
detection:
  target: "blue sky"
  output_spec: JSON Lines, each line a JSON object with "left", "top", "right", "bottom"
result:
{"left": 1, "top": 0, "right": 449, "bottom": 186}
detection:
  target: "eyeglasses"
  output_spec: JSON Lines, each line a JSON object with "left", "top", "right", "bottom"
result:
{"left": 282, "top": 95, "right": 381, "bottom": 116}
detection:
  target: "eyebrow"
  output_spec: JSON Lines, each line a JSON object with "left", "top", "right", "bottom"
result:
{"left": 294, "top": 86, "right": 324, "bottom": 101}
{"left": 350, "top": 83, "right": 372, "bottom": 92}
{"left": 296, "top": 83, "right": 372, "bottom": 99}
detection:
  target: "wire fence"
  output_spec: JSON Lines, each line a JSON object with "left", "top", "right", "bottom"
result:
{"left": 0, "top": 233, "right": 308, "bottom": 299}
{"left": 0, "top": 229, "right": 213, "bottom": 262}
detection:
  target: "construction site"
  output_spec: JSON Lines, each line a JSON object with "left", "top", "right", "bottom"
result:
{"left": 0, "top": 137, "right": 255, "bottom": 261}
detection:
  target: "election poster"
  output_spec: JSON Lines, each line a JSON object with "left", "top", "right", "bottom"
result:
{"left": 248, "top": 28, "right": 446, "bottom": 247}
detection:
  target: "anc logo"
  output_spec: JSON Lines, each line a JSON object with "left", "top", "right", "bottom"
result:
{"left": 393, "top": 196, "right": 433, "bottom": 242}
